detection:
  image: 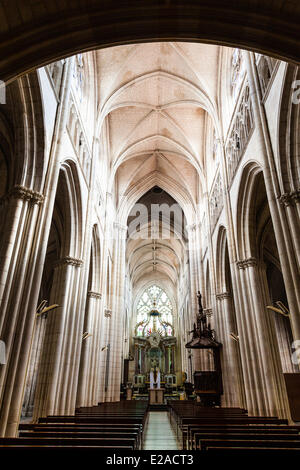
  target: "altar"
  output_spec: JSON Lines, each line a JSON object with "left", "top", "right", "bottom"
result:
{"left": 149, "top": 388, "right": 164, "bottom": 404}
{"left": 130, "top": 286, "right": 179, "bottom": 396}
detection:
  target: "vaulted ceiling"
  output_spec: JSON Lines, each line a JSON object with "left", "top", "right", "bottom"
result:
{"left": 126, "top": 187, "right": 186, "bottom": 287}
{"left": 95, "top": 42, "right": 222, "bottom": 289}
{"left": 97, "top": 42, "right": 220, "bottom": 209}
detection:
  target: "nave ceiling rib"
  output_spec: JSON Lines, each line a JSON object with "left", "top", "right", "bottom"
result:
{"left": 95, "top": 43, "right": 220, "bottom": 292}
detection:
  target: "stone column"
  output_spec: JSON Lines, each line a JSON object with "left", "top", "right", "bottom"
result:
{"left": 141, "top": 346, "right": 145, "bottom": 375}
{"left": 76, "top": 291, "right": 102, "bottom": 407}
{"left": 244, "top": 51, "right": 300, "bottom": 351}
{"left": 0, "top": 187, "right": 44, "bottom": 437}
{"left": 98, "top": 307, "right": 112, "bottom": 403}
{"left": 171, "top": 345, "right": 175, "bottom": 374}
{"left": 278, "top": 191, "right": 300, "bottom": 265}
{"left": 87, "top": 292, "right": 103, "bottom": 406}
{"left": 216, "top": 293, "right": 243, "bottom": 407}
{"left": 21, "top": 313, "right": 48, "bottom": 417}
{"left": 106, "top": 223, "right": 127, "bottom": 402}
{"left": 186, "top": 223, "right": 201, "bottom": 372}
{"left": 0, "top": 58, "right": 76, "bottom": 437}
{"left": 236, "top": 257, "right": 290, "bottom": 418}
{"left": 236, "top": 258, "right": 270, "bottom": 415}
{"left": 33, "top": 256, "right": 83, "bottom": 418}
{"left": 134, "top": 344, "right": 139, "bottom": 375}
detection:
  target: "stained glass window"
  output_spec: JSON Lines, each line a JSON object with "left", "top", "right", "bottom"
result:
{"left": 136, "top": 285, "right": 173, "bottom": 337}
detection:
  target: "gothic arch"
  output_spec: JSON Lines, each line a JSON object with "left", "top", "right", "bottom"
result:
{"left": 88, "top": 224, "right": 101, "bottom": 293}
{"left": 118, "top": 172, "right": 195, "bottom": 226}
{"left": 215, "top": 225, "right": 229, "bottom": 294}
{"left": 236, "top": 161, "right": 264, "bottom": 260}
{"left": 57, "top": 160, "right": 84, "bottom": 259}
{"left": 277, "top": 63, "right": 300, "bottom": 194}
{"left": 132, "top": 281, "right": 177, "bottom": 339}
{"left": 133, "top": 281, "right": 177, "bottom": 317}
{"left": 0, "top": 72, "right": 45, "bottom": 193}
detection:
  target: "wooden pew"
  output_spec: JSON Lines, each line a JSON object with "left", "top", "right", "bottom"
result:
{"left": 167, "top": 402, "right": 295, "bottom": 451}
{"left": 188, "top": 425, "right": 300, "bottom": 449}
{"left": 19, "top": 425, "right": 142, "bottom": 448}
{"left": 199, "top": 438, "right": 300, "bottom": 451}
{"left": 13, "top": 401, "right": 148, "bottom": 450}
{"left": 193, "top": 432, "right": 300, "bottom": 450}
{"left": 0, "top": 437, "right": 137, "bottom": 449}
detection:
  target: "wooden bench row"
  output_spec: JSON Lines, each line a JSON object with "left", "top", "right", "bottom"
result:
{"left": 167, "top": 403, "right": 299, "bottom": 452}
{"left": 0, "top": 401, "right": 149, "bottom": 450}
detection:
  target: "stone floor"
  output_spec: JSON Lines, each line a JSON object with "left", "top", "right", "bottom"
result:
{"left": 143, "top": 411, "right": 179, "bottom": 450}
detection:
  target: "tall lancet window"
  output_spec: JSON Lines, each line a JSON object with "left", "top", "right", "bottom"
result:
{"left": 136, "top": 285, "right": 173, "bottom": 337}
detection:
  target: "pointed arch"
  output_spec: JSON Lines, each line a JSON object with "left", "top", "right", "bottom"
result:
{"left": 56, "top": 159, "right": 84, "bottom": 259}
{"left": 215, "top": 225, "right": 228, "bottom": 294}
{"left": 277, "top": 63, "right": 300, "bottom": 193}
{"left": 236, "top": 161, "right": 264, "bottom": 260}
{"left": 117, "top": 172, "right": 196, "bottom": 226}
{"left": 0, "top": 72, "right": 45, "bottom": 193}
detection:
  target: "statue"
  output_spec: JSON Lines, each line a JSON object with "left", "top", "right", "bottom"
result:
{"left": 150, "top": 359, "right": 160, "bottom": 389}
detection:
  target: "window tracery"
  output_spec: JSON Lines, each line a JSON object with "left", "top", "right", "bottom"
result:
{"left": 72, "top": 54, "right": 84, "bottom": 102}
{"left": 231, "top": 48, "right": 245, "bottom": 98}
{"left": 209, "top": 171, "right": 223, "bottom": 231}
{"left": 47, "top": 60, "right": 64, "bottom": 96}
{"left": 226, "top": 83, "right": 254, "bottom": 184}
{"left": 255, "top": 54, "right": 278, "bottom": 97}
{"left": 136, "top": 285, "right": 173, "bottom": 337}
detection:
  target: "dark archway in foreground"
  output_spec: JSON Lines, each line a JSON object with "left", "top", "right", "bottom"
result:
{"left": 0, "top": 0, "right": 300, "bottom": 83}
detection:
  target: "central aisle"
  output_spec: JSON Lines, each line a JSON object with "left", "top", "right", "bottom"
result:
{"left": 143, "top": 411, "right": 179, "bottom": 450}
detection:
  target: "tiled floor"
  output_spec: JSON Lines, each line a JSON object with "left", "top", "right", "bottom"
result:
{"left": 143, "top": 411, "right": 179, "bottom": 450}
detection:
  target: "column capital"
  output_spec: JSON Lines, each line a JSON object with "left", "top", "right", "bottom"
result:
{"left": 216, "top": 292, "right": 231, "bottom": 300}
{"left": 0, "top": 185, "right": 44, "bottom": 206}
{"left": 87, "top": 291, "right": 102, "bottom": 299}
{"left": 55, "top": 256, "right": 83, "bottom": 268}
{"left": 237, "top": 257, "right": 257, "bottom": 269}
{"left": 291, "top": 189, "right": 300, "bottom": 204}
{"left": 278, "top": 189, "right": 300, "bottom": 207}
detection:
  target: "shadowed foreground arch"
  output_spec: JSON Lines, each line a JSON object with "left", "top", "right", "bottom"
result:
{"left": 0, "top": 0, "right": 300, "bottom": 83}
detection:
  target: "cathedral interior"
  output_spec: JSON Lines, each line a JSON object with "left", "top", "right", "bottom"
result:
{"left": 0, "top": 0, "right": 299, "bottom": 454}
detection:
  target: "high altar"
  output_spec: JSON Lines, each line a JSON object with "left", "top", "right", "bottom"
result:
{"left": 131, "top": 299, "right": 177, "bottom": 394}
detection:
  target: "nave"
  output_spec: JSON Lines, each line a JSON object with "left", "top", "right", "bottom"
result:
{"left": 0, "top": 3, "right": 299, "bottom": 457}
